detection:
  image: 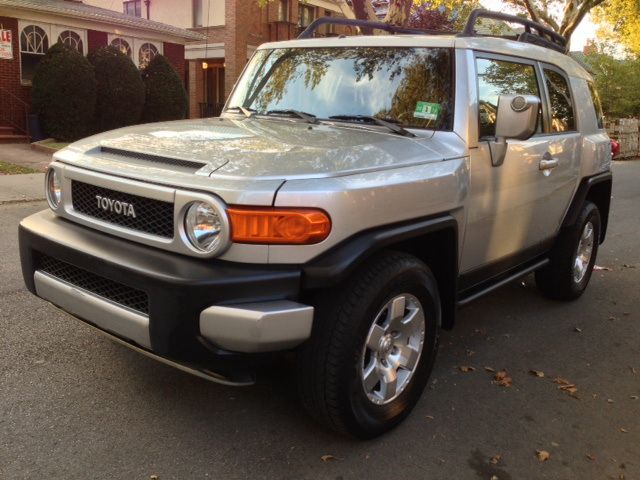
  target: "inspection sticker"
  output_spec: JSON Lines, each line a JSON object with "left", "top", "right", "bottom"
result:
{"left": 414, "top": 101, "right": 441, "bottom": 120}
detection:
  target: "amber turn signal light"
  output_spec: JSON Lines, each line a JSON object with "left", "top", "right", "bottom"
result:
{"left": 227, "top": 207, "right": 331, "bottom": 245}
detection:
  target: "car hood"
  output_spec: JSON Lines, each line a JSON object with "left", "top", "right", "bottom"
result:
{"left": 56, "top": 117, "right": 464, "bottom": 181}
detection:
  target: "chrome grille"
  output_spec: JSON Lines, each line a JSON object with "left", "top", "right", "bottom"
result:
{"left": 71, "top": 181, "right": 174, "bottom": 238}
{"left": 38, "top": 255, "right": 149, "bottom": 315}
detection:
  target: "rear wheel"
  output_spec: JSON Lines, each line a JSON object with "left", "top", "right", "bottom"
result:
{"left": 536, "top": 201, "right": 601, "bottom": 300}
{"left": 297, "top": 251, "right": 441, "bottom": 438}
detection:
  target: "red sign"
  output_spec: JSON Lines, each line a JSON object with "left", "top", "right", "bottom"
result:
{"left": 0, "top": 29, "right": 12, "bottom": 60}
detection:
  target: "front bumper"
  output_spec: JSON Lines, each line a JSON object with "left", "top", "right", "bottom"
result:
{"left": 19, "top": 210, "right": 313, "bottom": 383}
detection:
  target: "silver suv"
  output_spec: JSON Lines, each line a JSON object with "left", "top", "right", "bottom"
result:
{"left": 19, "top": 10, "right": 612, "bottom": 438}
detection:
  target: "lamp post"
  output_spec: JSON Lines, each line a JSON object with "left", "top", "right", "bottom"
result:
{"left": 144, "top": 0, "right": 150, "bottom": 19}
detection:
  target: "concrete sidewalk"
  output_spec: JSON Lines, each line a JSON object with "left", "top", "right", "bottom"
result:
{"left": 0, "top": 143, "right": 52, "bottom": 172}
{"left": 0, "top": 173, "right": 45, "bottom": 203}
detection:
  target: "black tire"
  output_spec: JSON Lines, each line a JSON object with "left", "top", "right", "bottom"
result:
{"left": 535, "top": 201, "right": 601, "bottom": 300}
{"left": 297, "top": 251, "right": 441, "bottom": 439}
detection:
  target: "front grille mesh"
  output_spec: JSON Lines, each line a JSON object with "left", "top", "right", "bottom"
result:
{"left": 71, "top": 181, "right": 174, "bottom": 238}
{"left": 39, "top": 255, "right": 149, "bottom": 315}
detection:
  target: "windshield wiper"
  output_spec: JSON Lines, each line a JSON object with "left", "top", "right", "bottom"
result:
{"left": 328, "top": 115, "right": 416, "bottom": 137}
{"left": 225, "top": 105, "right": 256, "bottom": 118}
{"left": 265, "top": 109, "right": 318, "bottom": 124}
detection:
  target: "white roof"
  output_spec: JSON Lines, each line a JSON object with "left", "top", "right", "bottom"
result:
{"left": 259, "top": 34, "right": 591, "bottom": 80}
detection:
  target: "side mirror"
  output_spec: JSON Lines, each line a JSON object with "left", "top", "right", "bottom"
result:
{"left": 490, "top": 94, "right": 541, "bottom": 166}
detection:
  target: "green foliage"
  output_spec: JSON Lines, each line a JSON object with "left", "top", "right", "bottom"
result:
{"left": 32, "top": 43, "right": 97, "bottom": 141}
{"left": 593, "top": 0, "right": 640, "bottom": 56}
{"left": 88, "top": 46, "right": 145, "bottom": 132}
{"left": 583, "top": 49, "right": 640, "bottom": 117}
{"left": 140, "top": 55, "right": 188, "bottom": 122}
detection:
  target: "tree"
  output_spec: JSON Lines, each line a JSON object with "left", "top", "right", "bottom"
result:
{"left": 583, "top": 47, "right": 640, "bottom": 117}
{"left": 592, "top": 0, "right": 640, "bottom": 55}
{"left": 32, "top": 43, "right": 97, "bottom": 141}
{"left": 503, "top": 0, "right": 607, "bottom": 43}
{"left": 88, "top": 46, "right": 146, "bottom": 132}
{"left": 140, "top": 55, "right": 188, "bottom": 122}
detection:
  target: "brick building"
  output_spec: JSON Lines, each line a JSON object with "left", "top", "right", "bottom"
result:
{"left": 87, "top": 0, "right": 350, "bottom": 119}
{"left": 0, "top": 0, "right": 204, "bottom": 138}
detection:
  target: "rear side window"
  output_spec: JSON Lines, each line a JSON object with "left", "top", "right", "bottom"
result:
{"left": 543, "top": 69, "right": 575, "bottom": 132}
{"left": 587, "top": 81, "right": 605, "bottom": 129}
{"left": 477, "top": 58, "right": 542, "bottom": 138}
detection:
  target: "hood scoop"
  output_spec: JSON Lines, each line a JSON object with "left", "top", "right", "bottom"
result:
{"left": 100, "top": 146, "right": 208, "bottom": 171}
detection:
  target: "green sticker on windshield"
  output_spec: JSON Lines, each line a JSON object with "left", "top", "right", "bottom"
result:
{"left": 414, "top": 101, "right": 441, "bottom": 120}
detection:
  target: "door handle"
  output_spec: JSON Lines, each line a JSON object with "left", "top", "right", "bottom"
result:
{"left": 539, "top": 157, "right": 558, "bottom": 170}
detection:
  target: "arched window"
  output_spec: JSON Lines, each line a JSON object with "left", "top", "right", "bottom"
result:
{"left": 138, "top": 42, "right": 158, "bottom": 68}
{"left": 110, "top": 37, "right": 132, "bottom": 58}
{"left": 58, "top": 30, "right": 83, "bottom": 53}
{"left": 20, "top": 25, "right": 48, "bottom": 83}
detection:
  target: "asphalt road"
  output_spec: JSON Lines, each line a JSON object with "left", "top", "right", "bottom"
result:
{"left": 1, "top": 161, "right": 638, "bottom": 480}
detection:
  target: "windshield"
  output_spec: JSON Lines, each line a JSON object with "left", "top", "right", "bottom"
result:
{"left": 227, "top": 47, "right": 454, "bottom": 131}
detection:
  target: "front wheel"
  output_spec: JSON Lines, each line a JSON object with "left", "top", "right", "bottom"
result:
{"left": 536, "top": 201, "right": 601, "bottom": 300}
{"left": 297, "top": 252, "right": 441, "bottom": 438}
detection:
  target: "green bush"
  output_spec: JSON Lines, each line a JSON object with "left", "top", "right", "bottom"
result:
{"left": 88, "top": 46, "right": 145, "bottom": 132}
{"left": 32, "top": 43, "right": 97, "bottom": 141}
{"left": 141, "top": 54, "right": 188, "bottom": 122}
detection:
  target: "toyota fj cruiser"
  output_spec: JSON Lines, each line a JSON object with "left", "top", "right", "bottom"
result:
{"left": 19, "top": 10, "right": 612, "bottom": 438}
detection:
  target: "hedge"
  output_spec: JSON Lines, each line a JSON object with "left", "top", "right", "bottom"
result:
{"left": 141, "top": 54, "right": 188, "bottom": 122}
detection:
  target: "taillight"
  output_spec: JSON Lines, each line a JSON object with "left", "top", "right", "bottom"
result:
{"left": 227, "top": 207, "right": 331, "bottom": 245}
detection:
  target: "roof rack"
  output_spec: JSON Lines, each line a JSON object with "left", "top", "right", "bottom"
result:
{"left": 296, "top": 9, "right": 567, "bottom": 54}
{"left": 460, "top": 9, "right": 568, "bottom": 53}
{"left": 297, "top": 17, "right": 453, "bottom": 39}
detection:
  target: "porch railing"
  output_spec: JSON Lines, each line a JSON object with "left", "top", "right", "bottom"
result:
{"left": 0, "top": 87, "right": 29, "bottom": 136}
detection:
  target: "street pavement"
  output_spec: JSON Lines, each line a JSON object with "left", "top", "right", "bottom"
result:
{"left": 1, "top": 161, "right": 638, "bottom": 480}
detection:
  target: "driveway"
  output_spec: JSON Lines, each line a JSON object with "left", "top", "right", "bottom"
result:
{"left": 1, "top": 161, "right": 638, "bottom": 480}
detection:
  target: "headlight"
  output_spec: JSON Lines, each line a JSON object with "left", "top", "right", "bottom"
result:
{"left": 46, "top": 167, "right": 61, "bottom": 209}
{"left": 184, "top": 201, "right": 225, "bottom": 253}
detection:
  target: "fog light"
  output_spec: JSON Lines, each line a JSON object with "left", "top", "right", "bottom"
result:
{"left": 46, "top": 167, "right": 61, "bottom": 209}
{"left": 184, "top": 201, "right": 225, "bottom": 253}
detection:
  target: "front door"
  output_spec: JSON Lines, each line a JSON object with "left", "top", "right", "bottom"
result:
{"left": 460, "top": 55, "right": 580, "bottom": 275}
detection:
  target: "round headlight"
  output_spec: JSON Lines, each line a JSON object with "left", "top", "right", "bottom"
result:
{"left": 184, "top": 201, "right": 225, "bottom": 253}
{"left": 46, "top": 167, "right": 61, "bottom": 209}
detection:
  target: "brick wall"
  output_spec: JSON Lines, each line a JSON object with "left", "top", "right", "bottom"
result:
{"left": 0, "top": 16, "right": 32, "bottom": 113}
{"left": 87, "top": 30, "right": 108, "bottom": 53}
{"left": 162, "top": 42, "right": 185, "bottom": 81}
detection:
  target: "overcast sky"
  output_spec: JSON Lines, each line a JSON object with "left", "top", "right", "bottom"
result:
{"left": 479, "top": 0, "right": 597, "bottom": 51}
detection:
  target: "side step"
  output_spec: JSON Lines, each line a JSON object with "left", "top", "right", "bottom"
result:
{"left": 457, "top": 258, "right": 549, "bottom": 307}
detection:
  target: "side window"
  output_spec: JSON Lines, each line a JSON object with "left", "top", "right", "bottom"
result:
{"left": 543, "top": 69, "right": 575, "bottom": 132}
{"left": 587, "top": 80, "right": 604, "bottom": 129}
{"left": 477, "top": 58, "right": 541, "bottom": 138}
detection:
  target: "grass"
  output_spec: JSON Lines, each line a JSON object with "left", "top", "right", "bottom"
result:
{"left": 0, "top": 161, "right": 41, "bottom": 175}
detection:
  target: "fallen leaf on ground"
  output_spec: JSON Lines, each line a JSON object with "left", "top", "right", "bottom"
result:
{"left": 150, "top": 476, "right": 159, "bottom": 480}
{"left": 490, "top": 454, "right": 502, "bottom": 465}
{"left": 594, "top": 265, "right": 611, "bottom": 271}
{"left": 536, "top": 450, "right": 550, "bottom": 462}
{"left": 630, "top": 396, "right": 638, "bottom": 400}
{"left": 558, "top": 384, "right": 578, "bottom": 394}
{"left": 630, "top": 367, "right": 637, "bottom": 375}
{"left": 458, "top": 366, "right": 476, "bottom": 373}
{"left": 425, "top": 415, "right": 435, "bottom": 420}
{"left": 623, "top": 264, "right": 636, "bottom": 268}
{"left": 321, "top": 455, "right": 338, "bottom": 462}
{"left": 494, "top": 370, "right": 513, "bottom": 387}
{"left": 490, "top": 476, "right": 499, "bottom": 480}
{"left": 586, "top": 454, "right": 596, "bottom": 461}
{"left": 574, "top": 327, "right": 583, "bottom": 333}
{"left": 620, "top": 428, "right": 629, "bottom": 433}
{"left": 609, "top": 316, "right": 617, "bottom": 321}
{"left": 466, "top": 349, "right": 476, "bottom": 357}
{"left": 551, "top": 442, "right": 560, "bottom": 447}
{"left": 529, "top": 370, "right": 545, "bottom": 378}
{"left": 608, "top": 399, "right": 615, "bottom": 403}
{"left": 553, "top": 377, "right": 570, "bottom": 385}
{"left": 484, "top": 366, "right": 496, "bottom": 373}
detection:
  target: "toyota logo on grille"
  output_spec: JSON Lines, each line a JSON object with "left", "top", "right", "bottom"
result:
{"left": 95, "top": 194, "right": 137, "bottom": 218}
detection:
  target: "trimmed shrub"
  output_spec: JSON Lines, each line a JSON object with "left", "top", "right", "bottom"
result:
{"left": 141, "top": 54, "right": 188, "bottom": 122}
{"left": 32, "top": 43, "right": 96, "bottom": 141}
{"left": 88, "top": 46, "right": 145, "bottom": 132}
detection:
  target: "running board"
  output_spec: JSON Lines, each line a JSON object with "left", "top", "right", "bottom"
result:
{"left": 457, "top": 258, "right": 549, "bottom": 307}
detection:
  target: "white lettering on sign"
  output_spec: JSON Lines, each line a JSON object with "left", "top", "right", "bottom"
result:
{"left": 0, "top": 29, "right": 13, "bottom": 60}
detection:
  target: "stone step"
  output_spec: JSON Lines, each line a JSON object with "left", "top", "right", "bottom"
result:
{"left": 0, "top": 134, "right": 30, "bottom": 144}
{"left": 0, "top": 126, "right": 15, "bottom": 135}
